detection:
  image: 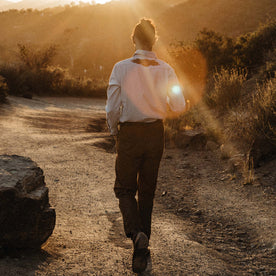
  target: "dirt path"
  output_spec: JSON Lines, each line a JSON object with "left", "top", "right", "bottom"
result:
{"left": 0, "top": 96, "right": 275, "bottom": 275}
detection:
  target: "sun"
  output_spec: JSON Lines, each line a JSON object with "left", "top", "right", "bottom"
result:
{"left": 74, "top": 0, "right": 112, "bottom": 4}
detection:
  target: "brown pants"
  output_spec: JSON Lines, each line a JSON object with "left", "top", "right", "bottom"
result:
{"left": 114, "top": 120, "right": 164, "bottom": 240}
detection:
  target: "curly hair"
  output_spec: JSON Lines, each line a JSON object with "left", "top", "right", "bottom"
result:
{"left": 131, "top": 18, "right": 157, "bottom": 50}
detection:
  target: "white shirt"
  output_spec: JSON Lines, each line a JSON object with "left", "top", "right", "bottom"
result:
{"left": 106, "top": 50, "right": 186, "bottom": 135}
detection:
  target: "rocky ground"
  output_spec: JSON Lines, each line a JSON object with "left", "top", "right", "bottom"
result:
{"left": 0, "top": 96, "right": 275, "bottom": 275}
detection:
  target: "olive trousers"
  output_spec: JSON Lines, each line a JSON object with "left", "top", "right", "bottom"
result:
{"left": 114, "top": 120, "right": 164, "bottom": 240}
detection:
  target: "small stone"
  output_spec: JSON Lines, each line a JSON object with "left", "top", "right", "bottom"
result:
{"left": 205, "top": 141, "right": 219, "bottom": 151}
{"left": 162, "top": 191, "right": 167, "bottom": 197}
{"left": 195, "top": 210, "right": 202, "bottom": 216}
{"left": 220, "top": 144, "right": 236, "bottom": 159}
{"left": 175, "top": 130, "right": 207, "bottom": 150}
{"left": 271, "top": 242, "right": 276, "bottom": 253}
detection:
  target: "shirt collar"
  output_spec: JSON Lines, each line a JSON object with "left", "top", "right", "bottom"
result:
{"left": 133, "top": 50, "right": 157, "bottom": 59}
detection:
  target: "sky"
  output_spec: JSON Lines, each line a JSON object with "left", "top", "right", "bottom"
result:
{"left": 7, "top": 0, "right": 112, "bottom": 4}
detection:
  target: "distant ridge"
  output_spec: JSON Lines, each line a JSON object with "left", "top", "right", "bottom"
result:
{"left": 0, "top": 0, "right": 275, "bottom": 76}
{"left": 0, "top": 0, "right": 85, "bottom": 11}
{"left": 0, "top": 0, "right": 11, "bottom": 10}
{"left": 158, "top": 0, "right": 276, "bottom": 40}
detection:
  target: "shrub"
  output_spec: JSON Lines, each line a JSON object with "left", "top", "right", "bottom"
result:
{"left": 250, "top": 78, "right": 276, "bottom": 144}
{"left": 0, "top": 65, "right": 22, "bottom": 96}
{"left": 17, "top": 43, "right": 57, "bottom": 71}
{"left": 0, "top": 75, "right": 8, "bottom": 103}
{"left": 259, "top": 48, "right": 276, "bottom": 81}
{"left": 164, "top": 102, "right": 224, "bottom": 144}
{"left": 194, "top": 21, "right": 276, "bottom": 73}
{"left": 169, "top": 45, "right": 207, "bottom": 107}
{"left": 194, "top": 29, "right": 235, "bottom": 72}
{"left": 0, "top": 44, "right": 59, "bottom": 96}
{"left": 235, "top": 20, "right": 276, "bottom": 69}
{"left": 205, "top": 68, "right": 247, "bottom": 112}
{"left": 225, "top": 77, "right": 276, "bottom": 153}
{"left": 0, "top": 44, "right": 107, "bottom": 98}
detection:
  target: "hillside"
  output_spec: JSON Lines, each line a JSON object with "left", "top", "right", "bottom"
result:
{"left": 0, "top": 0, "right": 275, "bottom": 77}
{"left": 0, "top": 0, "right": 9, "bottom": 10}
{"left": 0, "top": 0, "right": 91, "bottom": 11}
{"left": 158, "top": 0, "right": 276, "bottom": 41}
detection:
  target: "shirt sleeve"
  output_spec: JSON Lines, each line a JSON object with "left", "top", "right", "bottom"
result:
{"left": 167, "top": 67, "right": 186, "bottom": 113}
{"left": 105, "top": 64, "right": 121, "bottom": 135}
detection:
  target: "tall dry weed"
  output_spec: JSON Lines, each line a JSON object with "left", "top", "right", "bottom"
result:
{"left": 225, "top": 77, "right": 275, "bottom": 165}
{"left": 251, "top": 78, "right": 276, "bottom": 143}
{"left": 206, "top": 68, "right": 247, "bottom": 113}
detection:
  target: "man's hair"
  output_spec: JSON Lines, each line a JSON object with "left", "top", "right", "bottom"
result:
{"left": 131, "top": 18, "right": 157, "bottom": 49}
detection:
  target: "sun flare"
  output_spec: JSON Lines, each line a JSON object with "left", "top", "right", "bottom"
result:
{"left": 74, "top": 0, "right": 112, "bottom": 4}
{"left": 9, "top": 0, "right": 113, "bottom": 4}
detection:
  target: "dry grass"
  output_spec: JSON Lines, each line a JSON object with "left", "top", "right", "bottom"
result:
{"left": 225, "top": 77, "right": 276, "bottom": 149}
{"left": 242, "top": 153, "right": 255, "bottom": 185}
{"left": 252, "top": 79, "right": 276, "bottom": 142}
{"left": 206, "top": 68, "right": 247, "bottom": 112}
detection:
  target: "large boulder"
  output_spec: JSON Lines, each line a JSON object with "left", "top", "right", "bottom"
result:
{"left": 0, "top": 155, "right": 55, "bottom": 249}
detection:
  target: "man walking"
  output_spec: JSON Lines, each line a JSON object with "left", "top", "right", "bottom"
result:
{"left": 106, "top": 18, "right": 185, "bottom": 273}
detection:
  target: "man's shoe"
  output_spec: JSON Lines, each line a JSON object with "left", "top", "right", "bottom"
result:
{"left": 132, "top": 232, "right": 149, "bottom": 273}
{"left": 144, "top": 250, "right": 152, "bottom": 273}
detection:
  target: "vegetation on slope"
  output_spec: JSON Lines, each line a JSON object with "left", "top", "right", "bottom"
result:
{"left": 0, "top": 0, "right": 275, "bottom": 173}
{"left": 0, "top": 44, "right": 106, "bottom": 98}
{"left": 0, "top": 0, "right": 275, "bottom": 77}
{"left": 166, "top": 20, "right": 276, "bottom": 173}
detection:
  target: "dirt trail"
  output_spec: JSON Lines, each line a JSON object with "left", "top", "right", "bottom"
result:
{"left": 0, "top": 96, "right": 275, "bottom": 275}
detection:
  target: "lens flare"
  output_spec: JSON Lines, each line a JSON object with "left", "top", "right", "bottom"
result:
{"left": 171, "top": 85, "right": 182, "bottom": 95}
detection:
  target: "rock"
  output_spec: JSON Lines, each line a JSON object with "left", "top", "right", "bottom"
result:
{"left": 250, "top": 137, "right": 276, "bottom": 167}
{"left": 220, "top": 144, "right": 236, "bottom": 159}
{"left": 228, "top": 154, "right": 244, "bottom": 172}
{"left": 175, "top": 130, "right": 207, "bottom": 150}
{"left": 0, "top": 155, "right": 55, "bottom": 249}
{"left": 22, "top": 93, "right": 33, "bottom": 99}
{"left": 205, "top": 140, "right": 219, "bottom": 151}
